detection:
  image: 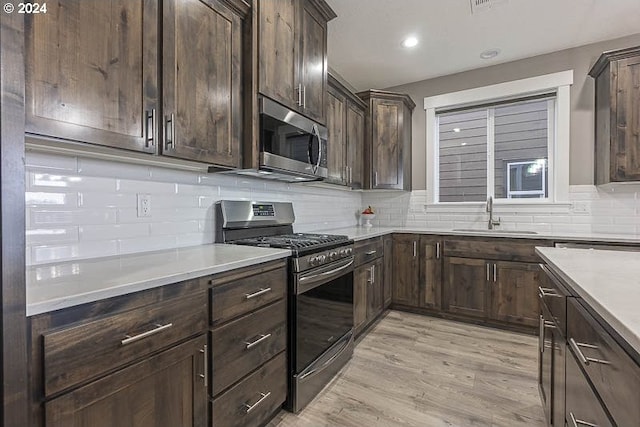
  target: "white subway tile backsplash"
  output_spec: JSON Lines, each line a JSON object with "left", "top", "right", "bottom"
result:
{"left": 30, "top": 209, "right": 118, "bottom": 226}
{"left": 118, "top": 235, "right": 177, "bottom": 254}
{"left": 32, "top": 241, "right": 118, "bottom": 264}
{"left": 78, "top": 157, "right": 151, "bottom": 181}
{"left": 29, "top": 173, "right": 117, "bottom": 192}
{"left": 79, "top": 192, "right": 137, "bottom": 208}
{"left": 26, "top": 191, "right": 77, "bottom": 207}
{"left": 80, "top": 224, "right": 150, "bottom": 241}
{"left": 26, "top": 227, "right": 79, "bottom": 245}
{"left": 116, "top": 179, "right": 177, "bottom": 194}
{"left": 150, "top": 221, "right": 200, "bottom": 236}
{"left": 25, "top": 151, "right": 77, "bottom": 171}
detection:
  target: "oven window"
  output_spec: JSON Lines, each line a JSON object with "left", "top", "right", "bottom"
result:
{"left": 295, "top": 272, "right": 353, "bottom": 373}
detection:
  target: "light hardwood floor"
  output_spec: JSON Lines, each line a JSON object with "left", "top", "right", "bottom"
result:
{"left": 268, "top": 310, "right": 545, "bottom": 427}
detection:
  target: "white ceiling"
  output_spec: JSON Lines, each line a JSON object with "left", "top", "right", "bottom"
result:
{"left": 325, "top": 0, "right": 640, "bottom": 91}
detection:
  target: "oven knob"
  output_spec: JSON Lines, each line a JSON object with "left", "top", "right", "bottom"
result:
{"left": 339, "top": 249, "right": 347, "bottom": 256}
{"left": 346, "top": 248, "right": 353, "bottom": 255}
{"left": 319, "top": 255, "right": 326, "bottom": 263}
{"left": 329, "top": 251, "right": 338, "bottom": 260}
{"left": 308, "top": 256, "right": 317, "bottom": 266}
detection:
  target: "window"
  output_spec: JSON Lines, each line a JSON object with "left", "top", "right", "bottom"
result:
{"left": 424, "top": 71, "right": 573, "bottom": 204}
{"left": 436, "top": 97, "right": 553, "bottom": 202}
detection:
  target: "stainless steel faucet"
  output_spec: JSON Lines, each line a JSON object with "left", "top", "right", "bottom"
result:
{"left": 486, "top": 196, "right": 501, "bottom": 230}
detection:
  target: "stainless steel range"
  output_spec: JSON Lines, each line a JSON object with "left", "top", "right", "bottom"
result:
{"left": 215, "top": 200, "right": 355, "bottom": 413}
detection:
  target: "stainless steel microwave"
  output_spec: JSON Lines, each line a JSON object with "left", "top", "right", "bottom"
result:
{"left": 259, "top": 97, "right": 328, "bottom": 181}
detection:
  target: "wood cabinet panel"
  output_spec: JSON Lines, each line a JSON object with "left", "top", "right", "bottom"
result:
{"left": 43, "top": 291, "right": 208, "bottom": 397}
{"left": 162, "top": 0, "right": 243, "bottom": 166}
{"left": 25, "top": 0, "right": 158, "bottom": 152}
{"left": 346, "top": 101, "right": 365, "bottom": 189}
{"left": 391, "top": 235, "right": 420, "bottom": 307}
{"left": 565, "top": 350, "right": 614, "bottom": 427}
{"left": 383, "top": 236, "right": 393, "bottom": 307}
{"left": 354, "top": 237, "right": 383, "bottom": 267}
{"left": 444, "top": 238, "right": 551, "bottom": 263}
{"left": 257, "top": 0, "right": 297, "bottom": 110}
{"left": 211, "top": 352, "right": 287, "bottom": 427}
{"left": 210, "top": 263, "right": 286, "bottom": 326}
{"left": 353, "top": 265, "right": 368, "bottom": 333}
{"left": 420, "top": 236, "right": 442, "bottom": 310}
{"left": 326, "top": 86, "right": 346, "bottom": 184}
{"left": 590, "top": 46, "right": 640, "bottom": 184}
{"left": 45, "top": 335, "right": 208, "bottom": 427}
{"left": 567, "top": 298, "right": 640, "bottom": 426}
{"left": 490, "top": 261, "right": 540, "bottom": 327}
{"left": 298, "top": 1, "right": 327, "bottom": 123}
{"left": 211, "top": 300, "right": 286, "bottom": 396}
{"left": 443, "top": 257, "right": 486, "bottom": 318}
{"left": 366, "top": 258, "right": 384, "bottom": 321}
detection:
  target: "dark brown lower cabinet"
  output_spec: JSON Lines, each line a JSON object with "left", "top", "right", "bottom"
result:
{"left": 354, "top": 257, "right": 383, "bottom": 335}
{"left": 490, "top": 261, "right": 540, "bottom": 327}
{"left": 366, "top": 258, "right": 384, "bottom": 320}
{"left": 443, "top": 257, "right": 487, "bottom": 318}
{"left": 391, "top": 234, "right": 420, "bottom": 307}
{"left": 565, "top": 350, "right": 614, "bottom": 427}
{"left": 353, "top": 264, "right": 369, "bottom": 333}
{"left": 420, "top": 236, "right": 442, "bottom": 310}
{"left": 45, "top": 335, "right": 208, "bottom": 427}
{"left": 383, "top": 236, "right": 393, "bottom": 307}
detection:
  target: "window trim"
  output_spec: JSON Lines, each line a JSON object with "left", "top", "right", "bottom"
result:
{"left": 425, "top": 70, "right": 573, "bottom": 205}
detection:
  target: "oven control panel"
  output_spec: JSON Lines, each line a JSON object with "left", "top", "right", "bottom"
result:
{"left": 293, "top": 245, "right": 354, "bottom": 272}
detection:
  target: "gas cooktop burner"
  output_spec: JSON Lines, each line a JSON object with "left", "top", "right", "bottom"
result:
{"left": 230, "top": 233, "right": 349, "bottom": 251}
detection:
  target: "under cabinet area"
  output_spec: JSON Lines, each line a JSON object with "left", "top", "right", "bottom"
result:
{"left": 28, "top": 278, "right": 209, "bottom": 427}
{"left": 208, "top": 260, "right": 288, "bottom": 427}
{"left": 25, "top": 0, "right": 247, "bottom": 167}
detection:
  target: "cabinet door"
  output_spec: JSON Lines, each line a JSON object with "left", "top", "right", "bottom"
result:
{"left": 613, "top": 57, "right": 640, "bottom": 181}
{"left": 258, "top": 0, "right": 298, "bottom": 109}
{"left": 383, "top": 236, "right": 393, "bottom": 307}
{"left": 298, "top": 0, "right": 327, "bottom": 123}
{"left": 565, "top": 351, "right": 614, "bottom": 427}
{"left": 490, "top": 261, "right": 540, "bottom": 327}
{"left": 538, "top": 313, "right": 553, "bottom": 425}
{"left": 45, "top": 335, "right": 207, "bottom": 427}
{"left": 391, "top": 235, "right": 420, "bottom": 307}
{"left": 326, "top": 86, "right": 347, "bottom": 184}
{"left": 420, "top": 237, "right": 442, "bottom": 310}
{"left": 551, "top": 326, "right": 566, "bottom": 427}
{"left": 371, "top": 99, "right": 404, "bottom": 189}
{"left": 346, "top": 101, "right": 365, "bottom": 189}
{"left": 366, "top": 258, "right": 384, "bottom": 322}
{"left": 353, "top": 264, "right": 368, "bottom": 333}
{"left": 25, "top": 0, "right": 158, "bottom": 152}
{"left": 163, "top": 0, "right": 242, "bottom": 167}
{"left": 443, "top": 257, "right": 487, "bottom": 318}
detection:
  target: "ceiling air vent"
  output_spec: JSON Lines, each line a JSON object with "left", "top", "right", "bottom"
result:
{"left": 470, "top": 0, "right": 508, "bottom": 14}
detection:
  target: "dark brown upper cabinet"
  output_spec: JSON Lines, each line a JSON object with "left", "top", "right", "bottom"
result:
{"left": 326, "top": 73, "right": 366, "bottom": 188}
{"left": 357, "top": 90, "right": 416, "bottom": 190}
{"left": 25, "top": 0, "right": 159, "bottom": 153}
{"left": 257, "top": 0, "right": 336, "bottom": 125}
{"left": 162, "top": 0, "right": 248, "bottom": 168}
{"left": 25, "top": 0, "right": 248, "bottom": 169}
{"left": 589, "top": 46, "right": 640, "bottom": 184}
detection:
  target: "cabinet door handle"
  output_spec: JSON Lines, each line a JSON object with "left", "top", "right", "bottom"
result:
{"left": 569, "top": 412, "right": 600, "bottom": 427}
{"left": 538, "top": 287, "right": 562, "bottom": 298}
{"left": 486, "top": 264, "right": 490, "bottom": 281}
{"left": 165, "top": 113, "right": 175, "bottom": 149}
{"left": 493, "top": 263, "right": 497, "bottom": 282}
{"left": 245, "top": 287, "right": 272, "bottom": 299}
{"left": 348, "top": 166, "right": 352, "bottom": 184}
{"left": 245, "top": 333, "right": 272, "bottom": 350}
{"left": 569, "top": 338, "right": 611, "bottom": 366}
{"left": 371, "top": 265, "right": 375, "bottom": 284}
{"left": 539, "top": 315, "right": 544, "bottom": 353}
{"left": 244, "top": 391, "right": 271, "bottom": 413}
{"left": 297, "top": 84, "right": 303, "bottom": 106}
{"left": 436, "top": 242, "right": 441, "bottom": 259}
{"left": 121, "top": 322, "right": 173, "bottom": 346}
{"left": 303, "top": 85, "right": 306, "bottom": 108}
{"left": 412, "top": 241, "right": 417, "bottom": 257}
{"left": 374, "top": 171, "right": 378, "bottom": 187}
{"left": 145, "top": 109, "right": 156, "bottom": 147}
{"left": 199, "top": 344, "right": 208, "bottom": 388}
{"left": 365, "top": 250, "right": 377, "bottom": 256}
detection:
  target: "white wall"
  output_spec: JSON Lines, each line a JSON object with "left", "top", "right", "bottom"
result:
{"left": 25, "top": 152, "right": 363, "bottom": 265}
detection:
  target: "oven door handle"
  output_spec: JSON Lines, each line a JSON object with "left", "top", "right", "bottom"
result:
{"left": 296, "top": 257, "right": 354, "bottom": 295}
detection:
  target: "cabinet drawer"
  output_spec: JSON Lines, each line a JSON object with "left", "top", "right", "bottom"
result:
{"left": 210, "top": 263, "right": 286, "bottom": 325}
{"left": 567, "top": 298, "right": 640, "bottom": 426}
{"left": 211, "top": 300, "right": 286, "bottom": 395}
{"left": 43, "top": 291, "right": 208, "bottom": 397}
{"left": 355, "top": 237, "right": 383, "bottom": 266}
{"left": 565, "top": 350, "right": 614, "bottom": 427}
{"left": 211, "top": 352, "right": 287, "bottom": 427}
{"left": 444, "top": 238, "right": 551, "bottom": 263}
{"left": 539, "top": 264, "right": 569, "bottom": 335}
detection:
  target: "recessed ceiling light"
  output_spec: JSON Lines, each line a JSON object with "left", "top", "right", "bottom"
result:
{"left": 480, "top": 48, "right": 500, "bottom": 59}
{"left": 453, "top": 128, "right": 461, "bottom": 133}
{"left": 401, "top": 36, "right": 419, "bottom": 48}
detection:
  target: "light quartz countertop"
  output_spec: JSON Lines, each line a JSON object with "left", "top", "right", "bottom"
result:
{"left": 536, "top": 247, "right": 640, "bottom": 356}
{"left": 26, "top": 244, "right": 290, "bottom": 316}
{"left": 317, "top": 225, "right": 640, "bottom": 244}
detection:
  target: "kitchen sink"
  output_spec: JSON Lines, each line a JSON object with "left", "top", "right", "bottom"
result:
{"left": 452, "top": 228, "right": 539, "bottom": 235}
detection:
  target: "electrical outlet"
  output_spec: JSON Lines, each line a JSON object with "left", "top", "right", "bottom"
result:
{"left": 137, "top": 194, "right": 151, "bottom": 217}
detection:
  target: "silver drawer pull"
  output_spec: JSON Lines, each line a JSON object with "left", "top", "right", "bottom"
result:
{"left": 245, "top": 287, "right": 272, "bottom": 299}
{"left": 244, "top": 391, "right": 271, "bottom": 413}
{"left": 538, "top": 286, "right": 562, "bottom": 298}
{"left": 570, "top": 412, "right": 600, "bottom": 427}
{"left": 245, "top": 333, "right": 272, "bottom": 350}
{"left": 121, "top": 322, "right": 173, "bottom": 346}
{"left": 569, "top": 338, "right": 611, "bottom": 366}
{"left": 365, "top": 250, "right": 377, "bottom": 255}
